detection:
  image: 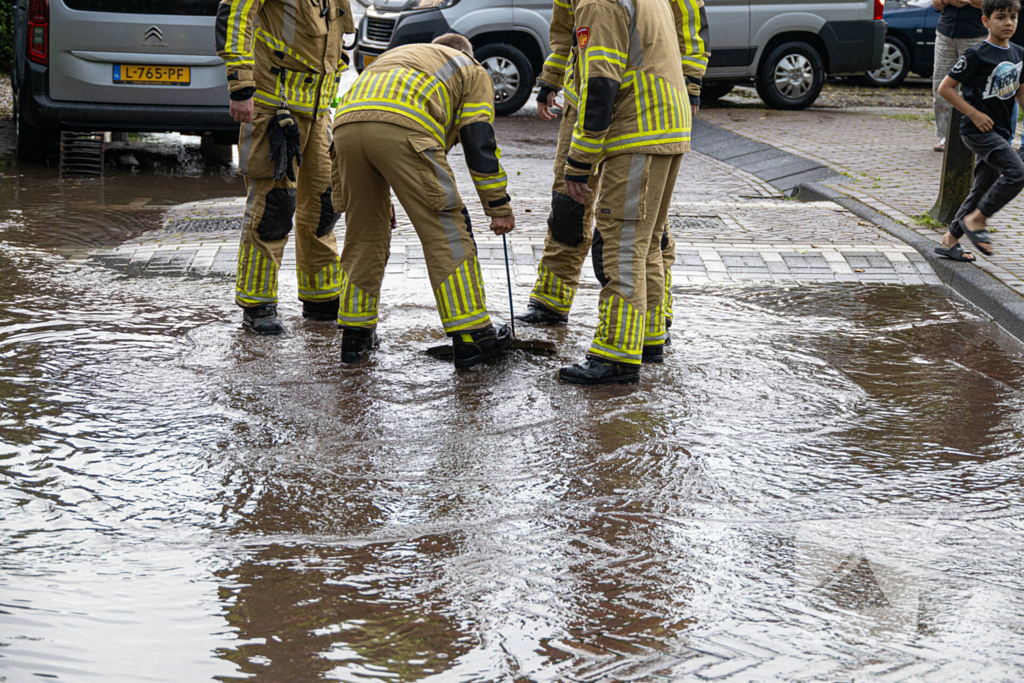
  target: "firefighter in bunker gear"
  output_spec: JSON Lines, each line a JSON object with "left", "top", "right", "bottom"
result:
{"left": 522, "top": 0, "right": 709, "bottom": 338}
{"left": 216, "top": 0, "right": 355, "bottom": 334}
{"left": 554, "top": 0, "right": 690, "bottom": 384}
{"left": 331, "top": 36, "right": 516, "bottom": 368}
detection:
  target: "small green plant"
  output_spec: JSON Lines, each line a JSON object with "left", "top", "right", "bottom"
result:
{"left": 912, "top": 213, "right": 947, "bottom": 230}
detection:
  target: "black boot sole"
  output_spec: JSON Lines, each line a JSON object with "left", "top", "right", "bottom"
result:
{"left": 243, "top": 322, "right": 284, "bottom": 335}
{"left": 558, "top": 370, "right": 640, "bottom": 386}
{"left": 515, "top": 315, "right": 568, "bottom": 327}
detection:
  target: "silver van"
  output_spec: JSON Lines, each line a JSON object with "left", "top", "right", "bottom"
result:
{"left": 10, "top": 0, "right": 236, "bottom": 162}
{"left": 354, "top": 0, "right": 886, "bottom": 114}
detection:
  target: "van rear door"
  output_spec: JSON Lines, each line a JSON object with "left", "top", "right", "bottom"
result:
{"left": 49, "top": 0, "right": 227, "bottom": 107}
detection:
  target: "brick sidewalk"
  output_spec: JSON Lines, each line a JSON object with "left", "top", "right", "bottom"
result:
{"left": 701, "top": 106, "right": 1024, "bottom": 297}
{"left": 76, "top": 140, "right": 937, "bottom": 287}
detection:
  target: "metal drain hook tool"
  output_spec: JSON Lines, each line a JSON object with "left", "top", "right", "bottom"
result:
{"left": 502, "top": 233, "right": 516, "bottom": 340}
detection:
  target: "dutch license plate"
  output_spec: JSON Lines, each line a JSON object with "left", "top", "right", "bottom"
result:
{"left": 362, "top": 54, "right": 376, "bottom": 69}
{"left": 113, "top": 64, "right": 190, "bottom": 86}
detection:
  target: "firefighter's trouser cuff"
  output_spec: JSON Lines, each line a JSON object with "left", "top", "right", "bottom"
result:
{"left": 298, "top": 258, "right": 343, "bottom": 302}
{"left": 236, "top": 243, "right": 279, "bottom": 307}
{"left": 588, "top": 295, "right": 645, "bottom": 365}
{"left": 644, "top": 302, "right": 667, "bottom": 347}
{"left": 436, "top": 256, "right": 492, "bottom": 334}
{"left": 528, "top": 261, "right": 577, "bottom": 314}
{"left": 336, "top": 267, "right": 381, "bottom": 328}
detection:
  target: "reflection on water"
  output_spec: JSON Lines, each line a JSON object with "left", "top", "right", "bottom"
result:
{"left": 1, "top": 188, "right": 1024, "bottom": 680}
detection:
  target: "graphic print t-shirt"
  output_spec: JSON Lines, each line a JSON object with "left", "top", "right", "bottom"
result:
{"left": 949, "top": 41, "right": 1024, "bottom": 139}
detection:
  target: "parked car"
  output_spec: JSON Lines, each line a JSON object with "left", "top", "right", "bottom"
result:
{"left": 354, "top": 0, "right": 886, "bottom": 114}
{"left": 863, "top": 0, "right": 1024, "bottom": 87}
{"left": 10, "top": 0, "right": 237, "bottom": 162}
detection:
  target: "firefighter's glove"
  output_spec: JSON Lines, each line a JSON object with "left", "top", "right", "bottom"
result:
{"left": 269, "top": 109, "right": 303, "bottom": 182}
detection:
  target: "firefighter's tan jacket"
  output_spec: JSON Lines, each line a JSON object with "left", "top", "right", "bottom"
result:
{"left": 334, "top": 43, "right": 512, "bottom": 218}
{"left": 216, "top": 0, "right": 354, "bottom": 117}
{"left": 537, "top": 0, "right": 709, "bottom": 103}
{"left": 560, "top": 0, "right": 693, "bottom": 182}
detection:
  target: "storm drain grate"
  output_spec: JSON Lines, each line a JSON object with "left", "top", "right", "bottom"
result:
{"left": 669, "top": 215, "right": 728, "bottom": 232}
{"left": 59, "top": 132, "right": 105, "bottom": 176}
{"left": 164, "top": 217, "right": 244, "bottom": 233}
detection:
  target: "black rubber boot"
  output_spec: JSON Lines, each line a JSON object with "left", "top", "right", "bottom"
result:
{"left": 558, "top": 357, "right": 640, "bottom": 385}
{"left": 341, "top": 327, "right": 379, "bottom": 363}
{"left": 642, "top": 344, "right": 665, "bottom": 364}
{"left": 515, "top": 303, "right": 568, "bottom": 326}
{"left": 302, "top": 297, "right": 339, "bottom": 321}
{"left": 242, "top": 304, "right": 284, "bottom": 335}
{"left": 452, "top": 324, "right": 514, "bottom": 369}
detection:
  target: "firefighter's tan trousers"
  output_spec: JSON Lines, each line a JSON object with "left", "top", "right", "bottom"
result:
{"left": 234, "top": 109, "right": 342, "bottom": 308}
{"left": 588, "top": 153, "right": 683, "bottom": 365}
{"left": 528, "top": 104, "right": 676, "bottom": 322}
{"left": 331, "top": 121, "right": 494, "bottom": 335}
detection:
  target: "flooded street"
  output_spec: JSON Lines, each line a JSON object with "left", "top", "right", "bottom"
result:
{"left": 2, "top": 104, "right": 1024, "bottom": 680}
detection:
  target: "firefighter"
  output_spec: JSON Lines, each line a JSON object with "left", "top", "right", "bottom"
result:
{"left": 331, "top": 34, "right": 516, "bottom": 369}
{"left": 216, "top": 0, "right": 354, "bottom": 334}
{"left": 555, "top": 0, "right": 692, "bottom": 385}
{"left": 520, "top": 0, "right": 709, "bottom": 364}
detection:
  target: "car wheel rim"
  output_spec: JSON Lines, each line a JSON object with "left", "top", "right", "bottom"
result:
{"left": 773, "top": 53, "right": 814, "bottom": 99}
{"left": 482, "top": 56, "right": 521, "bottom": 104}
{"left": 867, "top": 43, "right": 905, "bottom": 84}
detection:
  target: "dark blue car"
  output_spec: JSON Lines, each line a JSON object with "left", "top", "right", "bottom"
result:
{"left": 862, "top": 0, "right": 938, "bottom": 87}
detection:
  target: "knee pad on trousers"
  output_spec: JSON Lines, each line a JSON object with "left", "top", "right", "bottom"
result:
{"left": 317, "top": 187, "right": 341, "bottom": 238}
{"left": 257, "top": 188, "right": 297, "bottom": 241}
{"left": 661, "top": 228, "right": 670, "bottom": 251}
{"left": 461, "top": 206, "right": 473, "bottom": 232}
{"left": 592, "top": 228, "right": 609, "bottom": 287}
{"left": 548, "top": 191, "right": 585, "bottom": 247}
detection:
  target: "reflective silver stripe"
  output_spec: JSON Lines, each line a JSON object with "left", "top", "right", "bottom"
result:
{"left": 443, "top": 310, "right": 490, "bottom": 330}
{"left": 425, "top": 149, "right": 466, "bottom": 263}
{"left": 590, "top": 342, "right": 641, "bottom": 361}
{"left": 282, "top": 0, "right": 297, "bottom": 45}
{"left": 242, "top": 182, "right": 258, "bottom": 231}
{"left": 338, "top": 312, "right": 378, "bottom": 322}
{"left": 618, "top": 0, "right": 642, "bottom": 68}
{"left": 238, "top": 122, "right": 254, "bottom": 177}
{"left": 434, "top": 54, "right": 475, "bottom": 82}
{"left": 618, "top": 154, "right": 645, "bottom": 298}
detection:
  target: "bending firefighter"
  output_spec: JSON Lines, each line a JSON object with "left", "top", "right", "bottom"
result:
{"left": 520, "top": 0, "right": 709, "bottom": 352}
{"left": 555, "top": 0, "right": 694, "bottom": 385}
{"left": 216, "top": 0, "right": 354, "bottom": 334}
{"left": 331, "top": 34, "right": 517, "bottom": 369}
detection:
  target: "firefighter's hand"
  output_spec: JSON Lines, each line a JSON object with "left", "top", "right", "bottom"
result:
{"left": 490, "top": 213, "right": 515, "bottom": 235}
{"left": 230, "top": 98, "right": 255, "bottom": 124}
{"left": 565, "top": 179, "right": 592, "bottom": 203}
{"left": 537, "top": 91, "right": 560, "bottom": 121}
{"left": 692, "top": 104, "right": 700, "bottom": 118}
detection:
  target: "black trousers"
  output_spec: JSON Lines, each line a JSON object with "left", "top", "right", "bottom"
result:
{"left": 952, "top": 131, "right": 1024, "bottom": 237}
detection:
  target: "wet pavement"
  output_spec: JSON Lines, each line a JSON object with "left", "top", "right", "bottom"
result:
{"left": 3, "top": 100, "right": 1024, "bottom": 681}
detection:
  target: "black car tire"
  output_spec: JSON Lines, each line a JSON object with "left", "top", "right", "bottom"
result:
{"left": 15, "top": 89, "right": 59, "bottom": 163}
{"left": 700, "top": 81, "right": 735, "bottom": 102}
{"left": 475, "top": 43, "right": 534, "bottom": 116}
{"left": 755, "top": 41, "right": 825, "bottom": 110}
{"left": 858, "top": 37, "right": 911, "bottom": 88}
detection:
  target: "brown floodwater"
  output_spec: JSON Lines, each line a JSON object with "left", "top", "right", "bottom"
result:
{"left": 2, "top": 149, "right": 1024, "bottom": 682}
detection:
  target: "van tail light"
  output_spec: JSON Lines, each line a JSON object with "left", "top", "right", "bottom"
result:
{"left": 27, "top": 0, "right": 49, "bottom": 65}
{"left": 874, "top": 0, "right": 885, "bottom": 21}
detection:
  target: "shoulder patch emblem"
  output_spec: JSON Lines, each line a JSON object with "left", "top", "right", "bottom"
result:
{"left": 576, "top": 27, "right": 590, "bottom": 50}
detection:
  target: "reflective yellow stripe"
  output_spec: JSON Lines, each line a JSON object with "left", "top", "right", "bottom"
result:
{"left": 226, "top": 0, "right": 258, "bottom": 56}
{"left": 530, "top": 261, "right": 576, "bottom": 313}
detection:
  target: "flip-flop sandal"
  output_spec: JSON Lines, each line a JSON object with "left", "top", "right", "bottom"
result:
{"left": 934, "top": 243, "right": 976, "bottom": 262}
{"left": 953, "top": 218, "right": 993, "bottom": 256}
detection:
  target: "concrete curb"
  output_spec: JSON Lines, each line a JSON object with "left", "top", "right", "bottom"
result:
{"left": 797, "top": 181, "right": 1024, "bottom": 342}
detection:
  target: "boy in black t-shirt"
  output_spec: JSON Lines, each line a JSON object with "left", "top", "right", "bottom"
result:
{"left": 936, "top": 0, "right": 1024, "bottom": 261}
